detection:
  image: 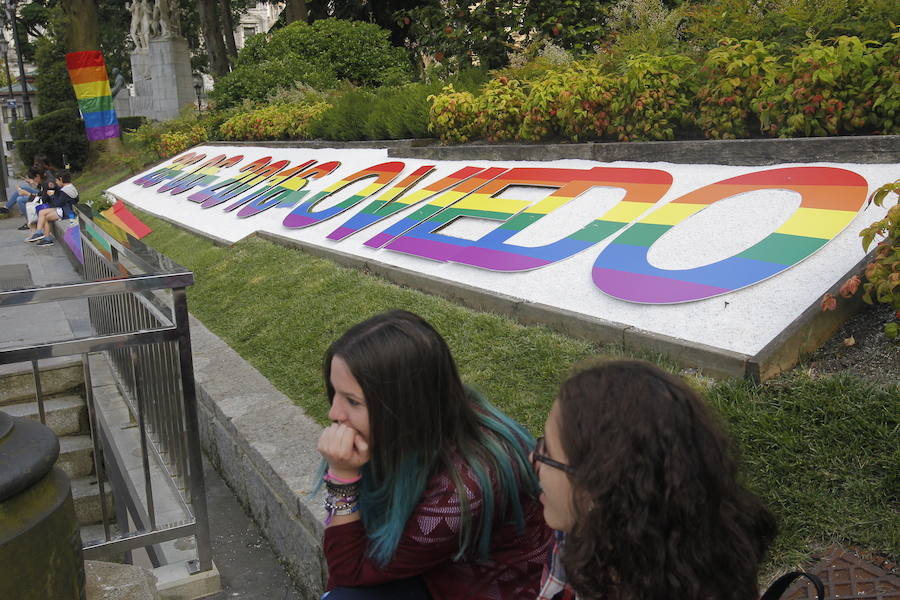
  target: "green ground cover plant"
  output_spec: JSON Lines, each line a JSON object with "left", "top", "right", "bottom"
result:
{"left": 75, "top": 159, "right": 898, "bottom": 574}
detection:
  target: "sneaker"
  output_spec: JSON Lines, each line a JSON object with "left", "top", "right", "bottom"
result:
{"left": 25, "top": 232, "right": 44, "bottom": 242}
{"left": 17, "top": 223, "right": 29, "bottom": 231}
{"left": 0, "top": 207, "right": 8, "bottom": 214}
{"left": 36, "top": 237, "right": 54, "bottom": 246}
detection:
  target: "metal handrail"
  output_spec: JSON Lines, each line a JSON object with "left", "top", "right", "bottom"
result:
{"left": 0, "top": 205, "right": 211, "bottom": 573}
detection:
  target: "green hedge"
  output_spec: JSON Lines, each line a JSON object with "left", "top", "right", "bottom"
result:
{"left": 210, "top": 19, "right": 412, "bottom": 110}
{"left": 16, "top": 105, "right": 89, "bottom": 170}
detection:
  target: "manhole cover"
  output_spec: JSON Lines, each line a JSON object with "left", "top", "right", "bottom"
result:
{"left": 0, "top": 263, "right": 33, "bottom": 291}
{"left": 784, "top": 550, "right": 900, "bottom": 600}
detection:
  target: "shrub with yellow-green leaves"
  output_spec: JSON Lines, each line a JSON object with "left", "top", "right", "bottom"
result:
{"left": 553, "top": 65, "right": 617, "bottom": 142}
{"left": 428, "top": 84, "right": 479, "bottom": 143}
{"left": 219, "top": 102, "right": 331, "bottom": 141}
{"left": 608, "top": 53, "right": 698, "bottom": 142}
{"left": 157, "top": 126, "right": 208, "bottom": 158}
{"left": 696, "top": 39, "right": 783, "bottom": 139}
{"left": 473, "top": 77, "right": 528, "bottom": 143}
{"left": 520, "top": 65, "right": 616, "bottom": 142}
{"left": 757, "top": 36, "right": 892, "bottom": 137}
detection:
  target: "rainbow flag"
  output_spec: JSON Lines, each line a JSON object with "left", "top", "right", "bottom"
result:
{"left": 65, "top": 51, "right": 120, "bottom": 141}
{"left": 101, "top": 201, "right": 152, "bottom": 239}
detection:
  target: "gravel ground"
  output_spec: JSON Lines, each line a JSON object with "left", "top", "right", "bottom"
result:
{"left": 803, "top": 302, "right": 899, "bottom": 386}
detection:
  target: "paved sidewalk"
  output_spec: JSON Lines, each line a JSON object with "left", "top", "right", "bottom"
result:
{"left": 0, "top": 210, "right": 93, "bottom": 359}
{"left": 0, "top": 210, "right": 304, "bottom": 599}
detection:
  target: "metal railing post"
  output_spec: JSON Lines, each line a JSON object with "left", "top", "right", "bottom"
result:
{"left": 172, "top": 286, "right": 211, "bottom": 573}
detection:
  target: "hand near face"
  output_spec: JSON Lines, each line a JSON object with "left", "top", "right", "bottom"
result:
{"left": 318, "top": 422, "right": 369, "bottom": 479}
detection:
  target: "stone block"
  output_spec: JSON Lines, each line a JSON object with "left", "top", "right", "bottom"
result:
{"left": 2, "top": 395, "right": 87, "bottom": 437}
{"left": 85, "top": 560, "right": 158, "bottom": 600}
{"left": 0, "top": 358, "right": 84, "bottom": 404}
{"left": 58, "top": 435, "right": 95, "bottom": 479}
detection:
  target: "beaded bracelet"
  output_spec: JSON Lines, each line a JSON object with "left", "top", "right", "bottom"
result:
{"left": 324, "top": 478, "right": 360, "bottom": 498}
{"left": 324, "top": 493, "right": 360, "bottom": 525}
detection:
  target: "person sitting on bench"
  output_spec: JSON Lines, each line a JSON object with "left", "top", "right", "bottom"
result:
{"left": 26, "top": 170, "right": 79, "bottom": 247}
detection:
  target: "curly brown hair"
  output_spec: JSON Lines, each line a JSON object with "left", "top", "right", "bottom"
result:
{"left": 556, "top": 360, "right": 777, "bottom": 600}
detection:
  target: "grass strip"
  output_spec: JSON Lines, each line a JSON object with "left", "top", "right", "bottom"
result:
{"left": 77, "top": 158, "right": 899, "bottom": 576}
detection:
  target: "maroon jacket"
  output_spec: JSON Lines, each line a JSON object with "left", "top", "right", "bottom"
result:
{"left": 324, "top": 455, "right": 553, "bottom": 599}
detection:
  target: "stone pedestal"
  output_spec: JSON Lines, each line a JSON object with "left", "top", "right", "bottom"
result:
{"left": 113, "top": 95, "right": 133, "bottom": 119}
{"left": 128, "top": 37, "right": 195, "bottom": 122}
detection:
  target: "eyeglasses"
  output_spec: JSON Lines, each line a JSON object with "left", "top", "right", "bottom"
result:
{"left": 531, "top": 436, "right": 574, "bottom": 474}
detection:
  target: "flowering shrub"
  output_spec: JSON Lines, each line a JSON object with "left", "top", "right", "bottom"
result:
{"left": 518, "top": 65, "right": 615, "bottom": 142}
{"left": 426, "top": 35, "right": 893, "bottom": 144}
{"left": 519, "top": 68, "right": 573, "bottom": 141}
{"left": 219, "top": 102, "right": 331, "bottom": 141}
{"left": 473, "top": 78, "right": 528, "bottom": 143}
{"left": 608, "top": 53, "right": 697, "bottom": 141}
{"left": 757, "top": 36, "right": 886, "bottom": 137}
{"left": 872, "top": 31, "right": 900, "bottom": 135}
{"left": 696, "top": 39, "right": 783, "bottom": 139}
{"left": 156, "top": 126, "right": 207, "bottom": 158}
{"left": 428, "top": 84, "right": 479, "bottom": 143}
{"left": 555, "top": 66, "right": 616, "bottom": 142}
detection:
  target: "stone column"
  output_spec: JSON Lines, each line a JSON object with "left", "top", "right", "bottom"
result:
{"left": 147, "top": 36, "right": 195, "bottom": 121}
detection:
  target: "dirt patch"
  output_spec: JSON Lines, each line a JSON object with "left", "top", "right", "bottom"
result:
{"left": 804, "top": 302, "right": 899, "bottom": 387}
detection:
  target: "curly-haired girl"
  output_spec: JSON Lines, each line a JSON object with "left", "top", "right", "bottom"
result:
{"left": 534, "top": 360, "right": 777, "bottom": 600}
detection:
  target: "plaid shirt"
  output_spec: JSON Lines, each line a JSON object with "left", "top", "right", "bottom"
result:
{"left": 537, "top": 531, "right": 579, "bottom": 600}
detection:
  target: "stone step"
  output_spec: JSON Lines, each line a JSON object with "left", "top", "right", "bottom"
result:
{"left": 0, "top": 358, "right": 84, "bottom": 405}
{"left": 81, "top": 523, "right": 124, "bottom": 564}
{"left": 58, "top": 434, "right": 95, "bottom": 479}
{"left": 85, "top": 560, "right": 159, "bottom": 600}
{"left": 1, "top": 394, "right": 87, "bottom": 436}
{"left": 72, "top": 475, "right": 115, "bottom": 526}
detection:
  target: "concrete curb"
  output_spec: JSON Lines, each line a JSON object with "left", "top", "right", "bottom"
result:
{"left": 203, "top": 139, "right": 436, "bottom": 150}
{"left": 188, "top": 314, "right": 326, "bottom": 600}
{"left": 386, "top": 135, "right": 900, "bottom": 165}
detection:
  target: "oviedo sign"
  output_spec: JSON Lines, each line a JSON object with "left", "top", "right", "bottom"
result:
{"left": 129, "top": 149, "right": 870, "bottom": 305}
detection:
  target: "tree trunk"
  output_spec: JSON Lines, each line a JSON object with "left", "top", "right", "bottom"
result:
{"left": 197, "top": 0, "right": 230, "bottom": 78}
{"left": 283, "top": 0, "right": 308, "bottom": 24}
{"left": 220, "top": 0, "right": 238, "bottom": 61}
{"left": 62, "top": 0, "right": 122, "bottom": 156}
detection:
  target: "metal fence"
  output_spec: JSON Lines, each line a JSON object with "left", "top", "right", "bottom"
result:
{"left": 0, "top": 205, "right": 211, "bottom": 573}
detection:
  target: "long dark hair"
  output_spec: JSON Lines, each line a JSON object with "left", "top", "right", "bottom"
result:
{"left": 324, "top": 310, "right": 539, "bottom": 565}
{"left": 556, "top": 360, "right": 777, "bottom": 600}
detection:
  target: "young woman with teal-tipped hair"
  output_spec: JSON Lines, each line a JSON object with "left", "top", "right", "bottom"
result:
{"left": 317, "top": 310, "right": 552, "bottom": 600}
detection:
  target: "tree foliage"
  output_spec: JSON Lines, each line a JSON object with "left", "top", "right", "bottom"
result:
{"left": 210, "top": 18, "right": 411, "bottom": 109}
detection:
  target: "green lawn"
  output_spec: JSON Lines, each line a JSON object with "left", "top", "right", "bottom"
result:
{"left": 76, "top": 157, "right": 899, "bottom": 577}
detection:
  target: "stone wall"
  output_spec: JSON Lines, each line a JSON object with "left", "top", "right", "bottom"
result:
{"left": 188, "top": 315, "right": 326, "bottom": 599}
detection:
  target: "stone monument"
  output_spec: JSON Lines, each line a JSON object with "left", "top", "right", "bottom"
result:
{"left": 126, "top": 0, "right": 196, "bottom": 121}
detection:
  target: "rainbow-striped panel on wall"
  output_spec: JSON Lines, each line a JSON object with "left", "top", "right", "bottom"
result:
{"left": 282, "top": 162, "right": 406, "bottom": 228}
{"left": 383, "top": 167, "right": 673, "bottom": 270}
{"left": 592, "top": 167, "right": 869, "bottom": 303}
